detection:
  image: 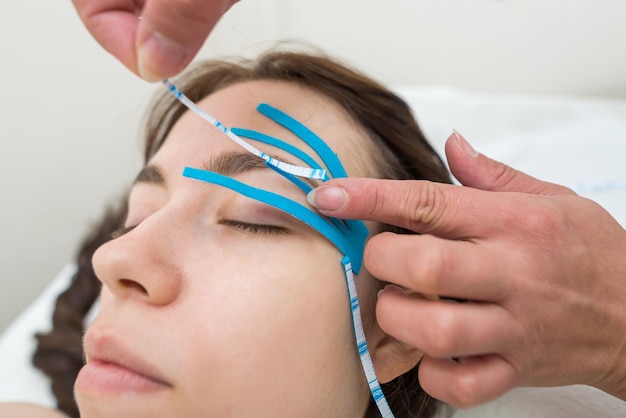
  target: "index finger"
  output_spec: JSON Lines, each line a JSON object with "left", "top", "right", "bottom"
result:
{"left": 72, "top": 0, "right": 141, "bottom": 74}
{"left": 135, "top": 0, "right": 236, "bottom": 80}
{"left": 72, "top": 0, "right": 236, "bottom": 80}
{"left": 307, "top": 178, "right": 503, "bottom": 238}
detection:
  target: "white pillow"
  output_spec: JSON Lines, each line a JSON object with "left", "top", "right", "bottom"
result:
{"left": 0, "top": 265, "right": 75, "bottom": 406}
{"left": 397, "top": 86, "right": 626, "bottom": 227}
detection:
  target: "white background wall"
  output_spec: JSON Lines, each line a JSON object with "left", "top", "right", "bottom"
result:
{"left": 1, "top": 0, "right": 626, "bottom": 332}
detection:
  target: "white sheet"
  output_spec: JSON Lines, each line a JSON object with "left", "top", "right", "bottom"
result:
{"left": 398, "top": 86, "right": 626, "bottom": 227}
{"left": 0, "top": 265, "right": 75, "bottom": 407}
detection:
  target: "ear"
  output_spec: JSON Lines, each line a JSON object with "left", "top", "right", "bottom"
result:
{"left": 369, "top": 325, "right": 423, "bottom": 384}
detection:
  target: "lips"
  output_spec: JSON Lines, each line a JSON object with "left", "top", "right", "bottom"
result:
{"left": 75, "top": 329, "right": 172, "bottom": 395}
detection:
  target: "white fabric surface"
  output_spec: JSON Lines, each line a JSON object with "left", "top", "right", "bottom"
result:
{"left": 1, "top": 88, "right": 625, "bottom": 416}
{"left": 452, "top": 385, "right": 626, "bottom": 418}
{"left": 0, "top": 265, "right": 75, "bottom": 407}
{"left": 399, "top": 86, "right": 626, "bottom": 227}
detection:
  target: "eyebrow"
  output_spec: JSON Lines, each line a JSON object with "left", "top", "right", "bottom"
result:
{"left": 202, "top": 151, "right": 269, "bottom": 177}
{"left": 134, "top": 151, "right": 321, "bottom": 189}
{"left": 203, "top": 151, "right": 322, "bottom": 189}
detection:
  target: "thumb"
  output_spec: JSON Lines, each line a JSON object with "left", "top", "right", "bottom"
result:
{"left": 446, "top": 131, "right": 574, "bottom": 196}
{"left": 136, "top": 0, "right": 238, "bottom": 81}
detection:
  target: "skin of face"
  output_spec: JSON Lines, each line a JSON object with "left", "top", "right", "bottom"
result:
{"left": 74, "top": 80, "right": 409, "bottom": 418}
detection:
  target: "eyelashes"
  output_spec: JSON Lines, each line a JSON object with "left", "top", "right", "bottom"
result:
{"left": 219, "top": 220, "right": 290, "bottom": 236}
{"left": 109, "top": 221, "right": 289, "bottom": 239}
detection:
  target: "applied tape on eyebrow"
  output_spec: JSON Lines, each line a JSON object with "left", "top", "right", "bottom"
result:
{"left": 163, "top": 79, "right": 327, "bottom": 181}
{"left": 164, "top": 77, "right": 394, "bottom": 417}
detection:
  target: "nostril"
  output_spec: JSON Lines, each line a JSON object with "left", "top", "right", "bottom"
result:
{"left": 119, "top": 278, "right": 148, "bottom": 295}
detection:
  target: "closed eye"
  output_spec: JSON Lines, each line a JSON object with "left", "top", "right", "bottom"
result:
{"left": 219, "top": 220, "right": 290, "bottom": 236}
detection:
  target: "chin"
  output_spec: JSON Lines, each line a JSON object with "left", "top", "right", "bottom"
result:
{"left": 75, "top": 392, "right": 178, "bottom": 418}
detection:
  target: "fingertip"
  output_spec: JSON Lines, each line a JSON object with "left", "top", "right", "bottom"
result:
{"left": 451, "top": 130, "right": 479, "bottom": 157}
{"left": 133, "top": 0, "right": 236, "bottom": 81}
{"left": 137, "top": 30, "right": 190, "bottom": 81}
{"left": 306, "top": 185, "right": 347, "bottom": 212}
{"left": 445, "top": 130, "right": 487, "bottom": 188}
{"left": 377, "top": 284, "right": 405, "bottom": 299}
{"left": 419, "top": 355, "right": 516, "bottom": 409}
{"left": 445, "top": 131, "right": 500, "bottom": 190}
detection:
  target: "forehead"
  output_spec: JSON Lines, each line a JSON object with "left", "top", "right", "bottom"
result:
{"left": 154, "top": 80, "right": 374, "bottom": 178}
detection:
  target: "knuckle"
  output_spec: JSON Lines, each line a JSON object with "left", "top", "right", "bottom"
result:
{"left": 408, "top": 238, "right": 450, "bottom": 293}
{"left": 364, "top": 180, "right": 450, "bottom": 232}
{"left": 521, "top": 200, "right": 567, "bottom": 235}
{"left": 425, "top": 309, "right": 461, "bottom": 356}
{"left": 520, "top": 209, "right": 552, "bottom": 235}
{"left": 406, "top": 182, "right": 445, "bottom": 230}
{"left": 491, "top": 162, "right": 520, "bottom": 191}
{"left": 368, "top": 184, "right": 392, "bottom": 219}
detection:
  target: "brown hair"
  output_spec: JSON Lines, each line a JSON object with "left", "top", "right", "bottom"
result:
{"left": 33, "top": 200, "right": 127, "bottom": 417}
{"left": 34, "top": 49, "right": 452, "bottom": 418}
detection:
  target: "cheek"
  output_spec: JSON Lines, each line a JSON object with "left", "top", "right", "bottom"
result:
{"left": 185, "top": 246, "right": 351, "bottom": 346}
{"left": 172, "top": 243, "right": 360, "bottom": 403}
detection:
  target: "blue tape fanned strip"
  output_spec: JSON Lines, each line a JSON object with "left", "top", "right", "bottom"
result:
{"left": 250, "top": 103, "right": 369, "bottom": 261}
{"left": 256, "top": 103, "right": 347, "bottom": 178}
{"left": 231, "top": 127, "right": 324, "bottom": 175}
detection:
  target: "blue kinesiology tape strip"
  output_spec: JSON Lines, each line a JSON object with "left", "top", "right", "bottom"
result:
{"left": 231, "top": 127, "right": 325, "bottom": 176}
{"left": 162, "top": 80, "right": 327, "bottom": 180}
{"left": 253, "top": 104, "right": 369, "bottom": 245}
{"left": 182, "top": 167, "right": 366, "bottom": 274}
{"left": 263, "top": 163, "right": 353, "bottom": 236}
{"left": 264, "top": 161, "right": 313, "bottom": 195}
{"left": 232, "top": 126, "right": 354, "bottom": 233}
{"left": 263, "top": 161, "right": 352, "bottom": 236}
{"left": 256, "top": 104, "right": 348, "bottom": 178}
{"left": 342, "top": 257, "right": 393, "bottom": 417}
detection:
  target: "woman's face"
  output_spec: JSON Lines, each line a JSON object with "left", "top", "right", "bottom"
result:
{"left": 75, "top": 80, "right": 384, "bottom": 417}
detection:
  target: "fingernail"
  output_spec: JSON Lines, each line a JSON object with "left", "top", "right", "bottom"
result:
{"left": 137, "top": 32, "right": 188, "bottom": 82}
{"left": 452, "top": 130, "right": 479, "bottom": 157}
{"left": 377, "top": 284, "right": 405, "bottom": 299}
{"left": 307, "top": 186, "right": 347, "bottom": 211}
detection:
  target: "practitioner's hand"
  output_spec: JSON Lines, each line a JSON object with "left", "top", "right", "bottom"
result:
{"left": 71, "top": 0, "right": 239, "bottom": 81}
{"left": 307, "top": 132, "right": 626, "bottom": 408}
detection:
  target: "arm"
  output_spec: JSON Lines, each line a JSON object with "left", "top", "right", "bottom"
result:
{"left": 308, "top": 132, "right": 626, "bottom": 408}
{"left": 71, "top": 0, "right": 239, "bottom": 81}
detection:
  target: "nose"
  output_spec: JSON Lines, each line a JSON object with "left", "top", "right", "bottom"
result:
{"left": 92, "top": 215, "right": 183, "bottom": 306}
